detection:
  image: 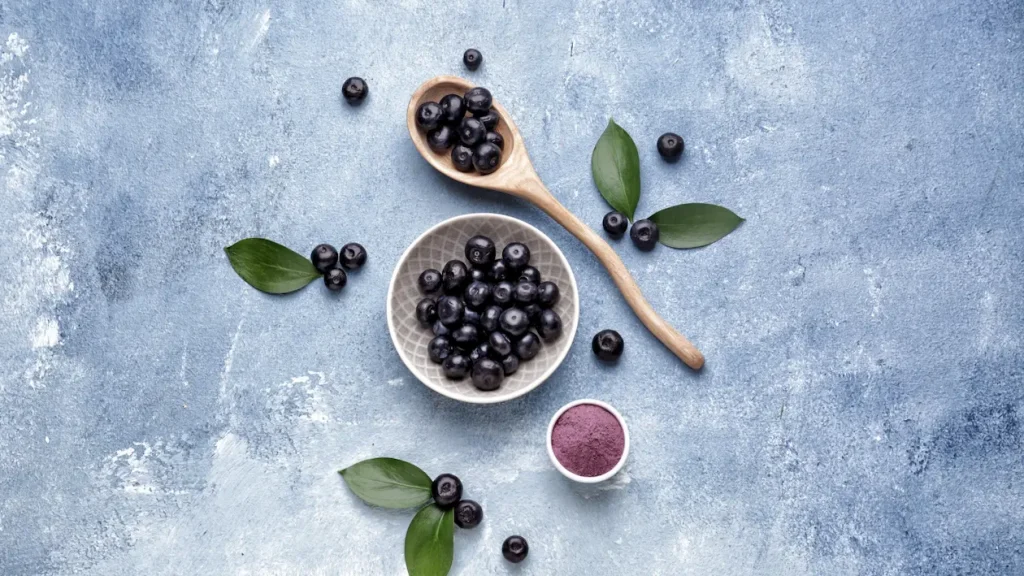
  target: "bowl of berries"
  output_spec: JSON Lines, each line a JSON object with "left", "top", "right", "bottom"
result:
{"left": 387, "top": 213, "right": 579, "bottom": 404}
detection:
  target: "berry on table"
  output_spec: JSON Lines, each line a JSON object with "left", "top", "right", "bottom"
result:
{"left": 431, "top": 473, "right": 463, "bottom": 508}
{"left": 657, "top": 132, "right": 684, "bottom": 162}
{"left": 415, "top": 298, "right": 437, "bottom": 327}
{"left": 602, "top": 211, "right": 628, "bottom": 238}
{"left": 324, "top": 267, "right": 347, "bottom": 291}
{"left": 416, "top": 101, "right": 443, "bottom": 130}
{"left": 536, "top": 281, "right": 560, "bottom": 308}
{"left": 454, "top": 499, "right": 483, "bottom": 528}
{"left": 340, "top": 243, "right": 366, "bottom": 270}
{"left": 592, "top": 329, "right": 624, "bottom": 361}
{"left": 502, "top": 535, "right": 529, "bottom": 563}
{"left": 630, "top": 219, "right": 660, "bottom": 251}
{"left": 439, "top": 94, "right": 466, "bottom": 125}
{"left": 341, "top": 77, "right": 368, "bottom": 104}
{"left": 452, "top": 144, "right": 474, "bottom": 172}
{"left": 442, "top": 354, "right": 470, "bottom": 380}
{"left": 428, "top": 335, "right": 454, "bottom": 364}
{"left": 515, "top": 332, "right": 542, "bottom": 360}
{"left": 463, "top": 48, "right": 483, "bottom": 71}
{"left": 419, "top": 269, "right": 442, "bottom": 293}
{"left": 311, "top": 244, "right": 339, "bottom": 274}
{"left": 465, "top": 235, "right": 496, "bottom": 267}
{"left": 472, "top": 142, "right": 502, "bottom": 174}
{"left": 471, "top": 358, "right": 504, "bottom": 391}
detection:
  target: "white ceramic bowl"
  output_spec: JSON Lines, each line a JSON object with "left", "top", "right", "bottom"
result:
{"left": 387, "top": 213, "right": 580, "bottom": 404}
{"left": 546, "top": 399, "right": 630, "bottom": 483}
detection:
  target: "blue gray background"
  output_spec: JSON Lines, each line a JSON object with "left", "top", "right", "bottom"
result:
{"left": 1, "top": 1, "right": 1022, "bottom": 574}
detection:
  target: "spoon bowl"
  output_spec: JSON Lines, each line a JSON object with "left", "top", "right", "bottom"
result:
{"left": 407, "top": 75, "right": 705, "bottom": 370}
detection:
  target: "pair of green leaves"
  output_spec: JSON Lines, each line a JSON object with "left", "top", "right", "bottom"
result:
{"left": 224, "top": 238, "right": 321, "bottom": 294}
{"left": 339, "top": 458, "right": 454, "bottom": 576}
{"left": 591, "top": 119, "right": 744, "bottom": 248}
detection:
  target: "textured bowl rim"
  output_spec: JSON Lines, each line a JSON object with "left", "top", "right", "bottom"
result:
{"left": 546, "top": 399, "right": 631, "bottom": 483}
{"left": 386, "top": 213, "right": 580, "bottom": 404}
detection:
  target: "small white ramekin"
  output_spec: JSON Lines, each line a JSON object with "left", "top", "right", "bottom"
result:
{"left": 546, "top": 399, "right": 630, "bottom": 484}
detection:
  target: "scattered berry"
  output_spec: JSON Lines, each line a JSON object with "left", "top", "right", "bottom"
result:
{"left": 455, "top": 499, "right": 483, "bottom": 528}
{"left": 502, "top": 535, "right": 529, "bottom": 563}
{"left": 630, "top": 219, "right": 660, "bottom": 251}
{"left": 463, "top": 48, "right": 483, "bottom": 71}
{"left": 324, "top": 267, "right": 347, "bottom": 291}
{"left": 431, "top": 474, "right": 463, "bottom": 508}
{"left": 311, "top": 244, "right": 339, "bottom": 274}
{"left": 340, "top": 243, "right": 366, "bottom": 270}
{"left": 657, "top": 132, "right": 684, "bottom": 162}
{"left": 341, "top": 77, "right": 368, "bottom": 104}
{"left": 419, "top": 269, "right": 442, "bottom": 293}
{"left": 602, "top": 211, "right": 628, "bottom": 238}
{"left": 592, "top": 329, "right": 624, "bottom": 361}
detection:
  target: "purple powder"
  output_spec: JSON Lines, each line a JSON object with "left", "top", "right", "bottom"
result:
{"left": 551, "top": 404, "right": 625, "bottom": 477}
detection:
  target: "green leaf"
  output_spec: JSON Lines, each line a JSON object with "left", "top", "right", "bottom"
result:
{"left": 648, "top": 203, "right": 744, "bottom": 249}
{"left": 338, "top": 458, "right": 433, "bottom": 509}
{"left": 405, "top": 504, "right": 454, "bottom": 576}
{"left": 224, "top": 238, "right": 321, "bottom": 294}
{"left": 591, "top": 118, "right": 641, "bottom": 221}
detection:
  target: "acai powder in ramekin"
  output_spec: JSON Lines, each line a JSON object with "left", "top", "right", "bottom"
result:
{"left": 550, "top": 402, "right": 626, "bottom": 478}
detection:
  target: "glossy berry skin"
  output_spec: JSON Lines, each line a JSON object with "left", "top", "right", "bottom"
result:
{"left": 536, "top": 281, "right": 560, "bottom": 308}
{"left": 465, "top": 235, "right": 496, "bottom": 267}
{"left": 523, "top": 303, "right": 543, "bottom": 327}
{"left": 452, "top": 144, "right": 474, "bottom": 172}
{"left": 463, "top": 281, "right": 492, "bottom": 310}
{"left": 502, "top": 243, "right": 530, "bottom": 270}
{"left": 484, "top": 131, "right": 504, "bottom": 150}
{"left": 437, "top": 295, "right": 465, "bottom": 327}
{"left": 452, "top": 323, "right": 481, "bottom": 350}
{"left": 439, "top": 94, "right": 466, "bottom": 125}
{"left": 492, "top": 281, "right": 514, "bottom": 307}
{"left": 537, "top": 309, "right": 562, "bottom": 341}
{"left": 480, "top": 306, "right": 502, "bottom": 333}
{"left": 462, "top": 308, "right": 481, "bottom": 326}
{"left": 630, "top": 219, "right": 660, "bottom": 251}
{"left": 428, "top": 335, "right": 454, "bottom": 364}
{"left": 469, "top": 343, "right": 490, "bottom": 364}
{"left": 657, "top": 132, "right": 684, "bottom": 162}
{"left": 515, "top": 332, "right": 542, "bottom": 360}
{"left": 488, "top": 331, "right": 513, "bottom": 358}
{"left": 442, "top": 260, "right": 470, "bottom": 294}
{"left": 472, "top": 142, "right": 502, "bottom": 174}
{"left": 415, "top": 298, "right": 437, "bottom": 327}
{"left": 431, "top": 474, "right": 463, "bottom": 508}
{"left": 469, "top": 267, "right": 488, "bottom": 282}
{"left": 500, "top": 354, "right": 519, "bottom": 376}
{"left": 442, "top": 355, "right": 470, "bottom": 380}
{"left": 458, "top": 117, "right": 487, "bottom": 147}
{"left": 502, "top": 536, "right": 529, "bottom": 563}
{"left": 592, "top": 329, "right": 624, "bottom": 361}
{"left": 517, "top": 266, "right": 541, "bottom": 284}
{"left": 324, "top": 267, "right": 347, "bottom": 291}
{"left": 340, "top": 243, "right": 367, "bottom": 270}
{"left": 454, "top": 499, "right": 483, "bottom": 529}
{"left": 514, "top": 281, "right": 538, "bottom": 305}
{"left": 427, "top": 125, "right": 457, "bottom": 152}
{"left": 499, "top": 308, "right": 530, "bottom": 337}
{"left": 489, "top": 259, "right": 510, "bottom": 281}
{"left": 602, "top": 211, "right": 628, "bottom": 238}
{"left": 416, "top": 101, "right": 443, "bottom": 130}
{"left": 311, "top": 244, "right": 339, "bottom": 273}
{"left": 432, "top": 320, "right": 450, "bottom": 336}
{"left": 464, "top": 87, "right": 493, "bottom": 114}
{"left": 419, "top": 269, "right": 442, "bottom": 293}
{"left": 341, "top": 77, "right": 367, "bottom": 104}
{"left": 475, "top": 108, "right": 499, "bottom": 130}
{"left": 463, "top": 48, "right": 483, "bottom": 71}
{"left": 471, "top": 358, "right": 504, "bottom": 391}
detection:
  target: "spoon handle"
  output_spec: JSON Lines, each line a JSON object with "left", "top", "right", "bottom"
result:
{"left": 522, "top": 180, "right": 705, "bottom": 370}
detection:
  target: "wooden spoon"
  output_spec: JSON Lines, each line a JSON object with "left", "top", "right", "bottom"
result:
{"left": 407, "top": 76, "right": 704, "bottom": 370}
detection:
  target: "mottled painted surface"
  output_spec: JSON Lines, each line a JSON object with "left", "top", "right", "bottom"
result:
{"left": 1, "top": 0, "right": 1022, "bottom": 574}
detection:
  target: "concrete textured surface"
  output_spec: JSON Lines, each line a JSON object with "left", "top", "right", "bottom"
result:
{"left": 1, "top": 0, "right": 1022, "bottom": 574}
